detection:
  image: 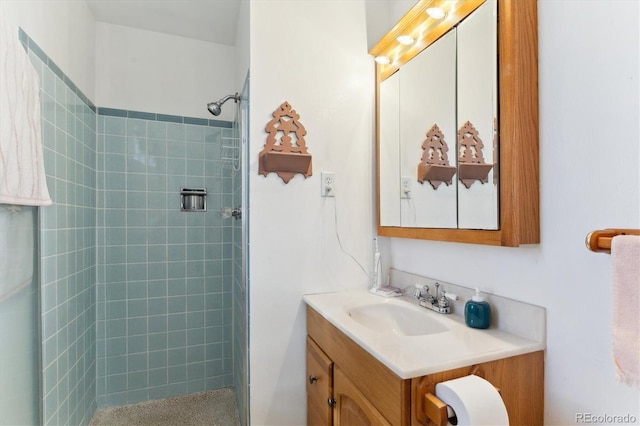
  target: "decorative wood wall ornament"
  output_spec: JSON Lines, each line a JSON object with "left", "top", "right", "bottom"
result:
{"left": 457, "top": 120, "right": 493, "bottom": 188}
{"left": 259, "top": 101, "right": 312, "bottom": 183}
{"left": 417, "top": 124, "right": 457, "bottom": 190}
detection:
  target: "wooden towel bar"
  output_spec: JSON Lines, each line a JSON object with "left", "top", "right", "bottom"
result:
{"left": 585, "top": 229, "right": 640, "bottom": 253}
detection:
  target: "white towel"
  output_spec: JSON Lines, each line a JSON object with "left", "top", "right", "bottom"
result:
{"left": 0, "top": 20, "right": 52, "bottom": 206}
{"left": 611, "top": 235, "right": 640, "bottom": 386}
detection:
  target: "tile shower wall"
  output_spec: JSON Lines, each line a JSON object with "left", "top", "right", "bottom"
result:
{"left": 21, "top": 31, "right": 99, "bottom": 426}
{"left": 95, "top": 112, "right": 234, "bottom": 407}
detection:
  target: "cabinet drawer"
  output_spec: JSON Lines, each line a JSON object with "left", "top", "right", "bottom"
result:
{"left": 307, "top": 336, "right": 333, "bottom": 426}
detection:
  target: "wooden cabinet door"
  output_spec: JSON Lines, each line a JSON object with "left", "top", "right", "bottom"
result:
{"left": 307, "top": 337, "right": 333, "bottom": 426}
{"left": 334, "top": 366, "right": 391, "bottom": 426}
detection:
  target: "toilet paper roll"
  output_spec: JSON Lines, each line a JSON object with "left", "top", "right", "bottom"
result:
{"left": 435, "top": 375, "right": 509, "bottom": 426}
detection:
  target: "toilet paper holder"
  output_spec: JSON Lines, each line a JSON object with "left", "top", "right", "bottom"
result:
{"left": 424, "top": 392, "right": 450, "bottom": 426}
{"left": 415, "top": 365, "right": 502, "bottom": 426}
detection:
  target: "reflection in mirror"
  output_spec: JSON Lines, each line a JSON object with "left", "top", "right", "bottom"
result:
{"left": 400, "top": 29, "right": 457, "bottom": 228}
{"left": 378, "top": 0, "right": 498, "bottom": 230}
{"left": 456, "top": 0, "right": 498, "bottom": 229}
{"left": 379, "top": 72, "right": 400, "bottom": 226}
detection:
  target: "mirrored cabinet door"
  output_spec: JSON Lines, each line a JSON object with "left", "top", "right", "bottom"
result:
{"left": 379, "top": 72, "right": 401, "bottom": 227}
{"left": 400, "top": 30, "right": 457, "bottom": 228}
{"left": 457, "top": 0, "right": 498, "bottom": 229}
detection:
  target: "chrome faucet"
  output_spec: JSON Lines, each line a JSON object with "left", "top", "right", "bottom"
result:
{"left": 412, "top": 282, "right": 458, "bottom": 314}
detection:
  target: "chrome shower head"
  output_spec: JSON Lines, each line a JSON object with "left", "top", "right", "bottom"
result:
{"left": 207, "top": 102, "right": 222, "bottom": 116}
{"left": 207, "top": 93, "right": 240, "bottom": 116}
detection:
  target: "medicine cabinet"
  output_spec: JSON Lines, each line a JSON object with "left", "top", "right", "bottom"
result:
{"left": 372, "top": 0, "right": 539, "bottom": 247}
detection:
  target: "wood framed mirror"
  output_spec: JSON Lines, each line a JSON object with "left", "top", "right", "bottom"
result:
{"left": 372, "top": 0, "right": 539, "bottom": 247}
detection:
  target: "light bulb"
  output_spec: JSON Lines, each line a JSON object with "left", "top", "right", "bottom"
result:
{"left": 426, "top": 7, "right": 446, "bottom": 19}
{"left": 396, "top": 35, "right": 415, "bottom": 46}
{"left": 374, "top": 55, "right": 391, "bottom": 65}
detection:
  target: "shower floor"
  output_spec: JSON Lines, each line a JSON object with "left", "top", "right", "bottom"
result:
{"left": 90, "top": 388, "right": 240, "bottom": 426}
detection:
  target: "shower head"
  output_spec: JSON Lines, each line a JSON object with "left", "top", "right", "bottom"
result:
{"left": 207, "top": 93, "right": 240, "bottom": 116}
{"left": 206, "top": 102, "right": 222, "bottom": 116}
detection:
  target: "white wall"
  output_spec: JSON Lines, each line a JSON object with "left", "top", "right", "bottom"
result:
{"left": 0, "top": 0, "right": 96, "bottom": 99}
{"left": 247, "top": 1, "right": 375, "bottom": 424}
{"left": 235, "top": 0, "right": 250, "bottom": 91}
{"left": 95, "top": 23, "right": 236, "bottom": 121}
{"left": 388, "top": 1, "right": 640, "bottom": 425}
{"left": 1, "top": 2, "right": 238, "bottom": 121}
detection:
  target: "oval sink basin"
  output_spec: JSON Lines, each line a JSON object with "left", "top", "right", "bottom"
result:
{"left": 347, "top": 302, "right": 449, "bottom": 337}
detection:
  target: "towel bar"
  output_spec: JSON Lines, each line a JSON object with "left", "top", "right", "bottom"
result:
{"left": 585, "top": 229, "right": 640, "bottom": 253}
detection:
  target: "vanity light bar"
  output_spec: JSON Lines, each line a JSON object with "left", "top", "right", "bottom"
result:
{"left": 369, "top": 0, "right": 486, "bottom": 81}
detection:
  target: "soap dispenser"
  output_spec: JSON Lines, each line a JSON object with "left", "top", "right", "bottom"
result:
{"left": 465, "top": 288, "right": 492, "bottom": 329}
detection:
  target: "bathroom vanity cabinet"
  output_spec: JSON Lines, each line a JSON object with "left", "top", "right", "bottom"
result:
{"left": 306, "top": 306, "right": 544, "bottom": 426}
{"left": 307, "top": 306, "right": 410, "bottom": 425}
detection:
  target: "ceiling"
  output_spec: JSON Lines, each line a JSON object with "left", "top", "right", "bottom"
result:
{"left": 85, "top": 0, "right": 241, "bottom": 46}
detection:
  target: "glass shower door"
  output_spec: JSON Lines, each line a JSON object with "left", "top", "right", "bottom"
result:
{"left": 0, "top": 205, "right": 40, "bottom": 425}
{"left": 232, "top": 75, "right": 250, "bottom": 426}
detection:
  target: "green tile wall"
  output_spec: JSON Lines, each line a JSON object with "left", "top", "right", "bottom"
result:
{"left": 24, "top": 33, "right": 99, "bottom": 426}
{"left": 96, "top": 115, "right": 234, "bottom": 407}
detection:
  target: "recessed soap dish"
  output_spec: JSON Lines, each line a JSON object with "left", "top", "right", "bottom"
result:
{"left": 180, "top": 188, "right": 207, "bottom": 212}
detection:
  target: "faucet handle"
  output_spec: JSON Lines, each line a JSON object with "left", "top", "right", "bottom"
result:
{"left": 438, "top": 287, "right": 458, "bottom": 305}
{"left": 444, "top": 291, "right": 459, "bottom": 301}
{"left": 412, "top": 284, "right": 424, "bottom": 299}
{"left": 438, "top": 292, "right": 450, "bottom": 308}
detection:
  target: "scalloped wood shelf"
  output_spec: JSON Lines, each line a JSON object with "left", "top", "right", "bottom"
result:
{"left": 418, "top": 164, "right": 457, "bottom": 190}
{"left": 259, "top": 101, "right": 312, "bottom": 184}
{"left": 261, "top": 151, "right": 312, "bottom": 179}
{"left": 458, "top": 163, "right": 493, "bottom": 188}
{"left": 457, "top": 120, "right": 493, "bottom": 189}
{"left": 417, "top": 124, "right": 457, "bottom": 190}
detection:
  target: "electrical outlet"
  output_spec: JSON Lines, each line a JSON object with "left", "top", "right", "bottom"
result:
{"left": 401, "top": 177, "right": 411, "bottom": 199}
{"left": 321, "top": 172, "right": 335, "bottom": 197}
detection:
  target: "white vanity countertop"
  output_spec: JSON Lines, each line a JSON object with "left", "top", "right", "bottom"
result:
{"left": 303, "top": 290, "right": 546, "bottom": 379}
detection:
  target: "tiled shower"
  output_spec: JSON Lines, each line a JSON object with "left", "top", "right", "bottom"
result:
{"left": 95, "top": 111, "right": 235, "bottom": 407}
{"left": 0, "top": 29, "right": 247, "bottom": 426}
